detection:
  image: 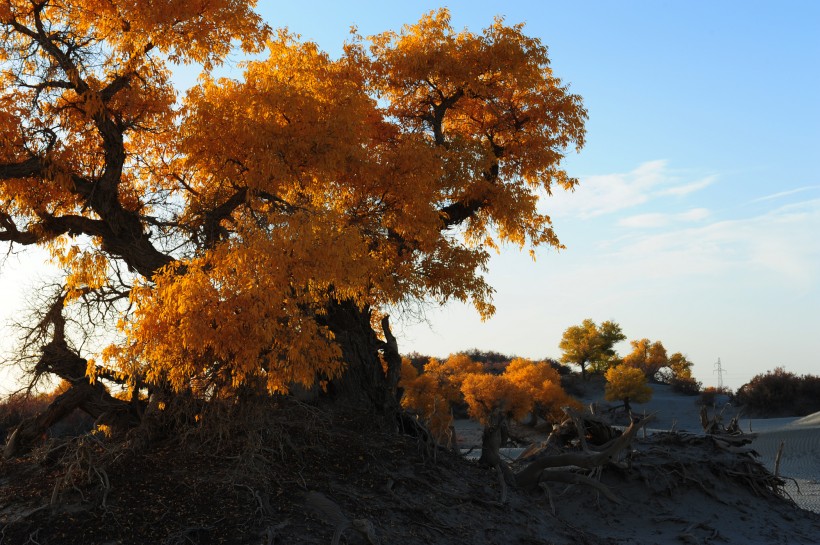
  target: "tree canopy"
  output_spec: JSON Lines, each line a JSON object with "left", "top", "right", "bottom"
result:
{"left": 604, "top": 365, "right": 652, "bottom": 413}
{"left": 621, "top": 338, "right": 668, "bottom": 382}
{"left": 0, "top": 3, "right": 586, "bottom": 455}
{"left": 558, "top": 319, "right": 625, "bottom": 380}
{"left": 400, "top": 355, "right": 578, "bottom": 447}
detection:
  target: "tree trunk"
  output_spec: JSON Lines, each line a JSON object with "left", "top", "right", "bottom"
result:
{"left": 4, "top": 340, "right": 139, "bottom": 459}
{"left": 321, "top": 299, "right": 399, "bottom": 418}
{"left": 478, "top": 409, "right": 508, "bottom": 467}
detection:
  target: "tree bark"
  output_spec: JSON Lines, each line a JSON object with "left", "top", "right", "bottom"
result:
{"left": 478, "top": 409, "right": 508, "bottom": 467}
{"left": 320, "top": 299, "right": 399, "bottom": 417}
{"left": 4, "top": 342, "right": 139, "bottom": 458}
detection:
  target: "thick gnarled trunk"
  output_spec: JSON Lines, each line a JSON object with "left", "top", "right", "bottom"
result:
{"left": 321, "top": 299, "right": 400, "bottom": 418}
{"left": 4, "top": 340, "right": 140, "bottom": 459}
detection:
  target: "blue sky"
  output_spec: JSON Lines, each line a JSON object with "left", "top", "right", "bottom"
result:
{"left": 244, "top": 0, "right": 818, "bottom": 389}
{"left": 1, "top": 1, "right": 818, "bottom": 390}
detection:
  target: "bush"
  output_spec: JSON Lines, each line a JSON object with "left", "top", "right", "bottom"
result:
{"left": 671, "top": 376, "right": 702, "bottom": 396}
{"left": 697, "top": 386, "right": 730, "bottom": 407}
{"left": 735, "top": 368, "right": 820, "bottom": 417}
{"left": 0, "top": 386, "right": 95, "bottom": 444}
{"left": 0, "top": 393, "right": 51, "bottom": 444}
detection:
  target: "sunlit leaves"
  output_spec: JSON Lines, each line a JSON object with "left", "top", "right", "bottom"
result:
{"left": 559, "top": 319, "right": 625, "bottom": 379}
{"left": 367, "top": 9, "right": 587, "bottom": 250}
{"left": 604, "top": 365, "right": 652, "bottom": 406}
{"left": 622, "top": 338, "right": 668, "bottom": 381}
{"left": 2, "top": 6, "right": 587, "bottom": 398}
{"left": 400, "top": 355, "right": 576, "bottom": 437}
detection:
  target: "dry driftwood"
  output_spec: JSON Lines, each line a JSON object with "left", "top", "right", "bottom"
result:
{"left": 515, "top": 415, "right": 652, "bottom": 491}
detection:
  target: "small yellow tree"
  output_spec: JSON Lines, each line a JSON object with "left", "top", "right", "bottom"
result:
{"left": 503, "top": 358, "right": 581, "bottom": 422}
{"left": 399, "top": 359, "right": 456, "bottom": 445}
{"left": 605, "top": 366, "right": 652, "bottom": 413}
{"left": 402, "top": 354, "right": 581, "bottom": 464}
{"left": 622, "top": 339, "right": 668, "bottom": 381}
{"left": 460, "top": 373, "right": 532, "bottom": 425}
{"left": 399, "top": 354, "right": 485, "bottom": 446}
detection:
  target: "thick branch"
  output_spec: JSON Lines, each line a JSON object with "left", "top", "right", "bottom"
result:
{"left": 6, "top": 13, "right": 174, "bottom": 278}
{"left": 515, "top": 415, "right": 652, "bottom": 489}
{"left": 438, "top": 198, "right": 487, "bottom": 229}
{"left": 0, "top": 156, "right": 46, "bottom": 181}
{"left": 4, "top": 293, "right": 140, "bottom": 458}
{"left": 0, "top": 212, "right": 39, "bottom": 244}
{"left": 203, "top": 187, "right": 247, "bottom": 248}
{"left": 378, "top": 315, "right": 402, "bottom": 396}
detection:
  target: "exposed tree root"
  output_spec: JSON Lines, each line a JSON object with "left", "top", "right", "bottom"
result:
{"left": 514, "top": 415, "right": 652, "bottom": 493}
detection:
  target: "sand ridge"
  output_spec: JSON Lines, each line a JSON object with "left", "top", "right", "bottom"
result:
{"left": 456, "top": 382, "right": 820, "bottom": 514}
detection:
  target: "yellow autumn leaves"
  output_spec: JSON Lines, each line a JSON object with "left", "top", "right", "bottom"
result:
{"left": 2, "top": 5, "right": 587, "bottom": 398}
{"left": 400, "top": 354, "right": 579, "bottom": 445}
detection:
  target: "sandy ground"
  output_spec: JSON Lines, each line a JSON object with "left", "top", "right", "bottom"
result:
{"left": 620, "top": 384, "right": 820, "bottom": 514}
{"left": 457, "top": 383, "right": 820, "bottom": 514}
{"left": 751, "top": 422, "right": 820, "bottom": 513}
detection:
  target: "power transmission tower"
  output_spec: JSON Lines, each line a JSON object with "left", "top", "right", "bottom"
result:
{"left": 714, "top": 357, "right": 724, "bottom": 390}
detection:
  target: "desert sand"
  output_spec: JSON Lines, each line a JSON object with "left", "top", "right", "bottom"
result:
{"left": 457, "top": 383, "right": 820, "bottom": 515}
{"left": 620, "top": 385, "right": 820, "bottom": 514}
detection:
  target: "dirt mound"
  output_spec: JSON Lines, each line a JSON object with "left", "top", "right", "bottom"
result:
{"left": 1, "top": 411, "right": 819, "bottom": 545}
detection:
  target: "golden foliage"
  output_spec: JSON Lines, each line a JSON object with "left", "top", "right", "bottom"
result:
{"left": 399, "top": 359, "right": 454, "bottom": 445}
{"left": 668, "top": 352, "right": 694, "bottom": 381}
{"left": 559, "top": 319, "right": 625, "bottom": 377}
{"left": 604, "top": 366, "right": 652, "bottom": 405}
{"left": 461, "top": 373, "right": 530, "bottom": 425}
{"left": 622, "top": 339, "right": 668, "bottom": 380}
{"left": 1, "top": 6, "right": 586, "bottom": 397}
{"left": 503, "top": 358, "right": 581, "bottom": 421}
{"left": 400, "top": 354, "right": 579, "bottom": 434}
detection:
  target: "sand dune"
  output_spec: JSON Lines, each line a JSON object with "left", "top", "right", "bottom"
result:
{"left": 753, "top": 427, "right": 820, "bottom": 513}
{"left": 560, "top": 383, "right": 820, "bottom": 513}
{"left": 792, "top": 411, "right": 820, "bottom": 427}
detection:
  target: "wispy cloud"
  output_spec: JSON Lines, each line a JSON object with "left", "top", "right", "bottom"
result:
{"left": 677, "top": 208, "right": 711, "bottom": 221}
{"left": 545, "top": 160, "right": 716, "bottom": 219}
{"left": 618, "top": 208, "right": 710, "bottom": 228}
{"left": 617, "top": 213, "right": 668, "bottom": 228}
{"left": 610, "top": 199, "right": 820, "bottom": 287}
{"left": 747, "top": 185, "right": 820, "bottom": 204}
{"left": 661, "top": 175, "right": 717, "bottom": 197}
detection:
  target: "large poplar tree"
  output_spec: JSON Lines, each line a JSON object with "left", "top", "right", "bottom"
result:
{"left": 0, "top": 2, "right": 586, "bottom": 456}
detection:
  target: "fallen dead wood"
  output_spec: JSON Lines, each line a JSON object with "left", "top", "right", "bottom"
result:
{"left": 514, "top": 415, "right": 652, "bottom": 491}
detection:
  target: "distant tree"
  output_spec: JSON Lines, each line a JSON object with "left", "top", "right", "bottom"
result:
{"left": 622, "top": 339, "right": 668, "bottom": 381}
{"left": 460, "top": 373, "right": 532, "bottom": 425}
{"left": 423, "top": 354, "right": 484, "bottom": 402}
{"left": 502, "top": 358, "right": 581, "bottom": 422}
{"left": 604, "top": 366, "right": 652, "bottom": 413}
{"left": 0, "top": 5, "right": 587, "bottom": 457}
{"left": 662, "top": 352, "right": 701, "bottom": 394}
{"left": 559, "top": 319, "right": 625, "bottom": 380}
{"left": 398, "top": 353, "right": 485, "bottom": 446}
{"left": 399, "top": 359, "right": 456, "bottom": 445}
{"left": 458, "top": 349, "right": 514, "bottom": 371}
{"left": 400, "top": 354, "right": 579, "bottom": 462}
